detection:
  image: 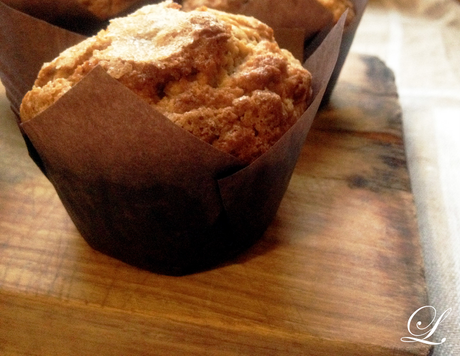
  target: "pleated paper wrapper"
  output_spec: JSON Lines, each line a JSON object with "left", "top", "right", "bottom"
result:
{"left": 1, "top": 1, "right": 346, "bottom": 275}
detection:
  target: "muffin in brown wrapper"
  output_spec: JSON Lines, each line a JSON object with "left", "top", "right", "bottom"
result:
{"left": 1, "top": 0, "right": 168, "bottom": 27}
{"left": 0, "top": 0, "right": 345, "bottom": 275}
{"left": 320, "top": 0, "right": 367, "bottom": 104}
{"left": 1, "top": 0, "right": 104, "bottom": 34}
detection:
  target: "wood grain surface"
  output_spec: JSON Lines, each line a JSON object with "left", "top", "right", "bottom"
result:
{"left": 0, "top": 54, "right": 432, "bottom": 356}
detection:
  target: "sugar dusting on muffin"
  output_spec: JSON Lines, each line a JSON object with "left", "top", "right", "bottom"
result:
{"left": 20, "top": 0, "right": 312, "bottom": 164}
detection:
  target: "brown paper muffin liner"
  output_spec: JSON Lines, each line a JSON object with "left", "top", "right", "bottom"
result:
{"left": 319, "top": 0, "right": 368, "bottom": 104}
{"left": 0, "top": 1, "right": 345, "bottom": 275}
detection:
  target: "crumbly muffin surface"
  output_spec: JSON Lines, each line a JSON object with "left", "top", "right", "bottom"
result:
{"left": 20, "top": 0, "right": 312, "bottom": 164}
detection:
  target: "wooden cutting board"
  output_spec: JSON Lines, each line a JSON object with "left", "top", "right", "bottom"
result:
{"left": 0, "top": 54, "right": 433, "bottom": 356}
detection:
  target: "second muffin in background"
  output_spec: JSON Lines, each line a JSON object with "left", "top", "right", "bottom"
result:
{"left": 181, "top": 0, "right": 356, "bottom": 26}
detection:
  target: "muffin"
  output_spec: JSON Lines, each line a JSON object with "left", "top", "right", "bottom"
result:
{"left": 1, "top": 0, "right": 347, "bottom": 274}
{"left": 77, "top": 0, "right": 147, "bottom": 19}
{"left": 20, "top": 0, "right": 313, "bottom": 164}
{"left": 316, "top": 0, "right": 355, "bottom": 25}
{"left": 182, "top": 0, "right": 356, "bottom": 26}
{"left": 1, "top": 0, "right": 148, "bottom": 20}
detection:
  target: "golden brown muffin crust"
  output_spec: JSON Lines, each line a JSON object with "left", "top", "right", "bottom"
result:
{"left": 20, "top": 1, "right": 312, "bottom": 164}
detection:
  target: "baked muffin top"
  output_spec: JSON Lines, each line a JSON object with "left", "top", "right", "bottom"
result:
{"left": 20, "top": 0, "right": 312, "bottom": 164}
